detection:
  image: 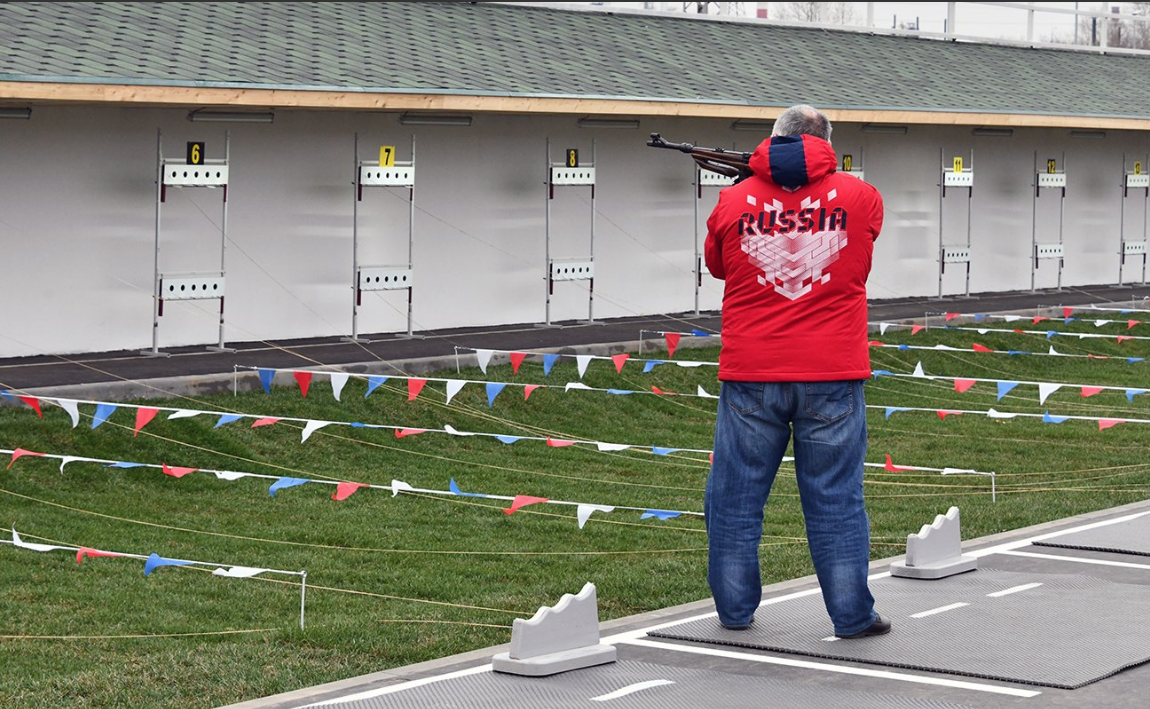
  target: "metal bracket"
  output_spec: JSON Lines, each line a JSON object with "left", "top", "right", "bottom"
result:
{"left": 358, "top": 266, "right": 413, "bottom": 291}
{"left": 1123, "top": 241, "right": 1147, "bottom": 256}
{"left": 549, "top": 259, "right": 594, "bottom": 282}
{"left": 1035, "top": 243, "right": 1064, "bottom": 259}
{"left": 360, "top": 165, "right": 415, "bottom": 187}
{"left": 162, "top": 162, "right": 228, "bottom": 187}
{"left": 550, "top": 166, "right": 596, "bottom": 185}
{"left": 160, "top": 273, "right": 225, "bottom": 301}
{"left": 1127, "top": 174, "right": 1150, "bottom": 189}
{"left": 699, "top": 171, "right": 736, "bottom": 186}
{"left": 942, "top": 247, "right": 972, "bottom": 263}
{"left": 1038, "top": 173, "right": 1067, "bottom": 188}
{"left": 943, "top": 170, "right": 974, "bottom": 187}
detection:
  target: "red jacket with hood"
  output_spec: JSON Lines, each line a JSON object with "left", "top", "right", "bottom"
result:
{"left": 704, "top": 134, "right": 883, "bottom": 382}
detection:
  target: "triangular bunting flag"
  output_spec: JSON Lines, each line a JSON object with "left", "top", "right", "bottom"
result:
{"left": 606, "top": 389, "right": 635, "bottom": 395}
{"left": 1046, "top": 330, "right": 1058, "bottom": 339}
{"left": 937, "top": 410, "right": 961, "bottom": 419}
{"left": 665, "top": 332, "right": 680, "bottom": 358}
{"left": 1038, "top": 383, "right": 1063, "bottom": 405}
{"left": 912, "top": 362, "right": 926, "bottom": 378}
{"left": 365, "top": 375, "right": 388, "bottom": 397}
{"left": 524, "top": 384, "right": 541, "bottom": 401}
{"left": 884, "top": 407, "right": 909, "bottom": 419}
{"left": 168, "top": 409, "right": 201, "bottom": 420}
{"left": 643, "top": 360, "right": 664, "bottom": 373}
{"left": 407, "top": 378, "right": 426, "bottom": 401}
{"left": 543, "top": 353, "right": 560, "bottom": 376}
{"left": 1080, "top": 386, "right": 1104, "bottom": 398}
{"left": 697, "top": 385, "right": 718, "bottom": 399}
{"left": 640, "top": 510, "right": 681, "bottom": 521}
{"left": 690, "top": 329, "right": 710, "bottom": 337}
{"left": 577, "top": 504, "right": 615, "bottom": 529}
{"left": 945, "top": 312, "right": 960, "bottom": 321}
{"left": 879, "top": 322, "right": 891, "bottom": 335}
{"left": 1003, "top": 315, "right": 1022, "bottom": 322}
{"left": 76, "top": 547, "right": 123, "bottom": 564}
{"left": 495, "top": 435, "right": 522, "bottom": 444}
{"left": 443, "top": 425, "right": 474, "bottom": 437}
{"left": 910, "top": 325, "right": 925, "bottom": 335}
{"left": 58, "top": 456, "right": 79, "bottom": 474}
{"left": 17, "top": 396, "right": 42, "bottom": 418}
{"left": 596, "top": 442, "right": 631, "bottom": 452}
{"left": 503, "top": 495, "right": 549, "bottom": 515}
{"left": 258, "top": 369, "right": 274, "bottom": 393}
{"left": 269, "top": 477, "right": 309, "bottom": 497}
{"left": 58, "top": 399, "right": 80, "bottom": 428}
{"left": 396, "top": 428, "right": 427, "bottom": 438}
{"left": 611, "top": 354, "right": 629, "bottom": 373}
{"left": 1129, "top": 320, "right": 1140, "bottom": 330}
{"left": 332, "top": 481, "right": 367, "bottom": 501}
{"left": 651, "top": 447, "right": 679, "bottom": 456}
{"left": 7, "top": 448, "right": 44, "bottom": 469}
{"left": 12, "top": 527, "right": 67, "bottom": 552}
{"left": 251, "top": 417, "right": 280, "bottom": 428}
{"left": 987, "top": 409, "right": 1017, "bottom": 419}
{"left": 161, "top": 463, "right": 198, "bottom": 478}
{"left": 134, "top": 407, "right": 159, "bottom": 436}
{"left": 144, "top": 553, "right": 195, "bottom": 576}
{"left": 1126, "top": 389, "right": 1148, "bottom": 402}
{"left": 546, "top": 438, "right": 576, "bottom": 447}
{"left": 1099, "top": 419, "right": 1123, "bottom": 431}
{"left": 884, "top": 454, "right": 911, "bottom": 472}
{"left": 1094, "top": 319, "right": 1111, "bottom": 327}
{"left": 390, "top": 480, "right": 414, "bottom": 497}
{"left": 1048, "top": 346, "right": 1061, "bottom": 356}
{"left": 445, "top": 379, "right": 466, "bottom": 405}
{"left": 954, "top": 379, "right": 976, "bottom": 393}
{"left": 212, "top": 566, "right": 269, "bottom": 578}
{"left": 91, "top": 403, "right": 117, "bottom": 429}
{"left": 475, "top": 349, "right": 494, "bottom": 374}
{"left": 1042, "top": 411, "right": 1069, "bottom": 424}
{"left": 510, "top": 352, "right": 527, "bottom": 374}
{"left": 213, "top": 471, "right": 249, "bottom": 481}
{"left": 972, "top": 343, "right": 992, "bottom": 352}
{"left": 575, "top": 355, "right": 592, "bottom": 379}
{"left": 996, "top": 381, "right": 1019, "bottom": 401}
{"left": 301, "top": 420, "right": 330, "bottom": 442}
{"left": 486, "top": 382, "right": 506, "bottom": 407}
{"left": 1117, "top": 336, "right": 1133, "bottom": 344}
{"left": 450, "top": 478, "right": 488, "bottom": 497}
{"left": 294, "top": 371, "right": 312, "bottom": 398}
{"left": 1062, "top": 307, "right": 1075, "bottom": 318}
{"left": 565, "top": 382, "right": 591, "bottom": 391}
{"left": 329, "top": 372, "right": 349, "bottom": 402}
{"left": 214, "top": 414, "right": 243, "bottom": 428}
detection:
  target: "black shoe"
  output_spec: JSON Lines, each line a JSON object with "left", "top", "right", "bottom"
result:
{"left": 721, "top": 616, "right": 755, "bottom": 631}
{"left": 835, "top": 614, "right": 891, "bottom": 639}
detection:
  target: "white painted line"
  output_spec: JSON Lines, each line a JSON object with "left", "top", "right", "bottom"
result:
{"left": 910, "top": 602, "right": 969, "bottom": 619}
{"left": 987, "top": 582, "right": 1043, "bottom": 598}
{"left": 302, "top": 664, "right": 491, "bottom": 706}
{"left": 590, "top": 679, "right": 675, "bottom": 701}
{"left": 820, "top": 635, "right": 840, "bottom": 642}
{"left": 999, "top": 550, "right": 1150, "bottom": 570}
{"left": 622, "top": 638, "right": 1041, "bottom": 698}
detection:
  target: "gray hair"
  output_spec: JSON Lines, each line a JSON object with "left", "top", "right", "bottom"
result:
{"left": 771, "top": 104, "right": 833, "bottom": 142}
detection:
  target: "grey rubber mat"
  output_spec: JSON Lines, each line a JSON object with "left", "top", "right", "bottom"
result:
{"left": 314, "top": 660, "right": 977, "bottom": 708}
{"left": 1033, "top": 514, "right": 1150, "bottom": 557}
{"left": 648, "top": 569, "right": 1150, "bottom": 689}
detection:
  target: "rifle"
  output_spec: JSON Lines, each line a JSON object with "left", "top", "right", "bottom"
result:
{"left": 646, "top": 133, "right": 753, "bottom": 182}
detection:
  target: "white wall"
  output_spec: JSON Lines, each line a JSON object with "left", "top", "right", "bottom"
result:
{"left": 0, "top": 105, "right": 1147, "bottom": 358}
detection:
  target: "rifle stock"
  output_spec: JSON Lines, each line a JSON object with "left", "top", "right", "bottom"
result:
{"left": 646, "top": 133, "right": 753, "bottom": 181}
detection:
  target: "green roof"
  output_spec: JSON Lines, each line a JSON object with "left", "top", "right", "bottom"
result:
{"left": 1, "top": 1, "right": 1149, "bottom": 119}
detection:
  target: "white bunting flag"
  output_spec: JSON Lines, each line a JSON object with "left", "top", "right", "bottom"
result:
{"left": 391, "top": 479, "right": 414, "bottom": 497}
{"left": 12, "top": 527, "right": 67, "bottom": 553}
{"left": 58, "top": 456, "right": 80, "bottom": 474}
{"left": 676, "top": 361, "right": 705, "bottom": 368}
{"left": 696, "top": 386, "right": 718, "bottom": 399}
{"left": 1003, "top": 315, "right": 1022, "bottom": 322}
{"left": 475, "top": 349, "right": 494, "bottom": 374}
{"left": 445, "top": 380, "right": 467, "bottom": 405}
{"left": 986, "top": 409, "right": 1018, "bottom": 419}
{"left": 301, "top": 420, "right": 330, "bottom": 443}
{"left": 212, "top": 566, "right": 269, "bottom": 578}
{"left": 1048, "top": 346, "right": 1062, "bottom": 356}
{"left": 444, "top": 424, "right": 475, "bottom": 436}
{"left": 213, "top": 471, "right": 250, "bottom": 481}
{"left": 576, "top": 355, "right": 593, "bottom": 379}
{"left": 912, "top": 362, "right": 927, "bottom": 378}
{"left": 1038, "top": 383, "right": 1063, "bottom": 405}
{"left": 57, "top": 399, "right": 80, "bottom": 428}
{"left": 933, "top": 344, "right": 960, "bottom": 351}
{"left": 941, "top": 467, "right": 979, "bottom": 476}
{"left": 976, "top": 329, "right": 989, "bottom": 335}
{"left": 1094, "top": 320, "right": 1111, "bottom": 327}
{"left": 329, "top": 373, "right": 350, "bottom": 402}
{"left": 168, "top": 409, "right": 203, "bottom": 420}
{"left": 879, "top": 322, "right": 891, "bottom": 335}
{"left": 596, "top": 442, "right": 631, "bottom": 452}
{"left": 576, "top": 504, "right": 615, "bottom": 529}
{"left": 565, "top": 382, "right": 592, "bottom": 392}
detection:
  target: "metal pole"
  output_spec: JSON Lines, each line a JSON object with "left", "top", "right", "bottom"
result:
{"left": 150, "top": 129, "right": 163, "bottom": 354}
{"left": 938, "top": 148, "right": 945, "bottom": 299}
{"left": 693, "top": 165, "right": 701, "bottom": 317}
{"left": 544, "top": 137, "right": 552, "bottom": 326}
{"left": 299, "top": 570, "right": 307, "bottom": 630}
{"left": 965, "top": 149, "right": 973, "bottom": 297}
{"left": 1120, "top": 153, "right": 1127, "bottom": 285}
{"left": 587, "top": 137, "right": 596, "bottom": 323}
{"left": 1057, "top": 152, "right": 1066, "bottom": 290}
{"left": 1031, "top": 151, "right": 1038, "bottom": 293}
{"left": 352, "top": 133, "right": 361, "bottom": 340}
{"left": 946, "top": 2, "right": 955, "bottom": 38}
{"left": 215, "top": 130, "right": 230, "bottom": 350}
{"left": 407, "top": 134, "right": 416, "bottom": 337}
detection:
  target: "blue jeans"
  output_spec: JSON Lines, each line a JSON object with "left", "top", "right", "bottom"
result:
{"left": 705, "top": 380, "right": 877, "bottom": 635}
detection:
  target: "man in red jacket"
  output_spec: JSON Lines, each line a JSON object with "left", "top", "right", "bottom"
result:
{"left": 703, "top": 104, "right": 889, "bottom": 639}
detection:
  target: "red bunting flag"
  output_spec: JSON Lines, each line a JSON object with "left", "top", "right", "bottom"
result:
{"left": 294, "top": 371, "right": 313, "bottom": 398}
{"left": 953, "top": 379, "right": 976, "bottom": 393}
{"left": 134, "top": 407, "right": 159, "bottom": 437}
{"left": 162, "top": 463, "right": 198, "bottom": 478}
{"left": 1032, "top": 316, "right": 1048, "bottom": 325}
{"left": 7, "top": 448, "right": 44, "bottom": 469}
{"left": 333, "top": 481, "right": 367, "bottom": 501}
{"left": 911, "top": 325, "right": 925, "bottom": 335}
{"left": 1087, "top": 354, "right": 1110, "bottom": 360}
{"left": 546, "top": 437, "right": 576, "bottom": 447}
{"left": 510, "top": 352, "right": 527, "bottom": 374}
{"left": 884, "top": 454, "right": 912, "bottom": 472}
{"left": 1062, "top": 307, "right": 1075, "bottom": 318}
{"left": 868, "top": 340, "right": 885, "bottom": 347}
{"left": 1117, "top": 336, "right": 1133, "bottom": 344}
{"left": 396, "top": 428, "right": 427, "bottom": 438}
{"left": 76, "top": 547, "right": 124, "bottom": 565}
{"left": 665, "top": 332, "right": 680, "bottom": 358}
{"left": 972, "top": 343, "right": 993, "bottom": 352}
{"left": 945, "top": 312, "right": 960, "bottom": 321}
{"left": 408, "top": 378, "right": 427, "bottom": 401}
{"left": 1129, "top": 320, "right": 1140, "bottom": 330}
{"left": 524, "top": 384, "right": 541, "bottom": 401}
{"left": 503, "top": 495, "right": 549, "bottom": 515}
{"left": 1099, "top": 419, "right": 1123, "bottom": 431}
{"left": 937, "top": 410, "right": 962, "bottom": 419}
{"left": 251, "top": 417, "right": 280, "bottom": 428}
{"left": 611, "top": 353, "right": 630, "bottom": 373}
{"left": 1080, "top": 386, "right": 1104, "bottom": 398}
{"left": 1013, "top": 329, "right": 1024, "bottom": 334}
{"left": 16, "top": 396, "right": 42, "bottom": 418}
{"left": 651, "top": 386, "right": 669, "bottom": 395}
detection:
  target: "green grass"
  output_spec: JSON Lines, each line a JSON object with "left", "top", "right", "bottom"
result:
{"left": 1, "top": 319, "right": 1148, "bottom": 707}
